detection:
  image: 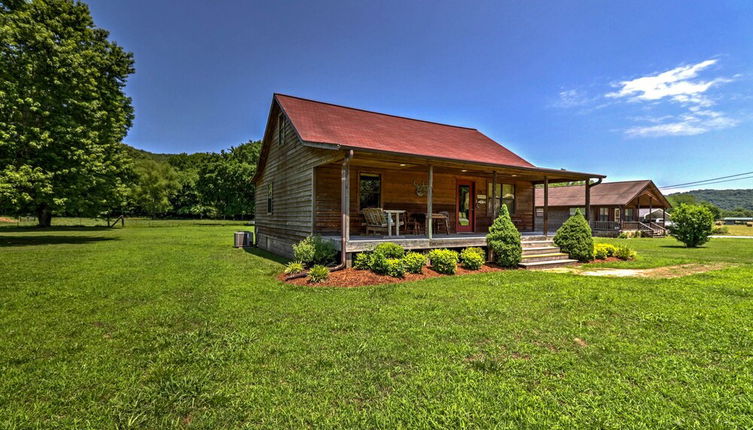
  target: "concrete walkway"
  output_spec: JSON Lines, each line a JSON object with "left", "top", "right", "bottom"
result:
{"left": 711, "top": 235, "right": 753, "bottom": 239}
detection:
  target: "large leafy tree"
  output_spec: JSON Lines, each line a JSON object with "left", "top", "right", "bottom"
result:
{"left": 131, "top": 159, "right": 180, "bottom": 219}
{"left": 0, "top": 0, "right": 134, "bottom": 226}
{"left": 196, "top": 140, "right": 260, "bottom": 219}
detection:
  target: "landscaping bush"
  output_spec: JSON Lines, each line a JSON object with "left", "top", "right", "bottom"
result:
{"left": 668, "top": 204, "right": 714, "bottom": 248}
{"left": 486, "top": 205, "right": 522, "bottom": 268}
{"left": 464, "top": 247, "right": 485, "bottom": 259}
{"left": 307, "top": 265, "right": 329, "bottom": 283}
{"left": 401, "top": 252, "right": 427, "bottom": 274}
{"left": 384, "top": 258, "right": 405, "bottom": 278}
{"left": 284, "top": 261, "right": 304, "bottom": 275}
{"left": 614, "top": 245, "right": 637, "bottom": 261}
{"left": 593, "top": 243, "right": 618, "bottom": 260}
{"left": 372, "top": 242, "right": 405, "bottom": 259}
{"left": 553, "top": 210, "right": 593, "bottom": 262}
{"left": 460, "top": 248, "right": 484, "bottom": 270}
{"left": 353, "top": 252, "right": 372, "bottom": 270}
{"left": 369, "top": 252, "right": 390, "bottom": 275}
{"left": 293, "top": 235, "right": 337, "bottom": 267}
{"left": 428, "top": 249, "right": 459, "bottom": 274}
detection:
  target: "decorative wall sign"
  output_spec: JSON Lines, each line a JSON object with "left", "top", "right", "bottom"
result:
{"left": 414, "top": 180, "right": 428, "bottom": 197}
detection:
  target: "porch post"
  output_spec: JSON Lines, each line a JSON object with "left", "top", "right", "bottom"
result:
{"left": 585, "top": 179, "right": 591, "bottom": 222}
{"left": 649, "top": 196, "right": 653, "bottom": 224}
{"left": 662, "top": 208, "right": 666, "bottom": 227}
{"left": 341, "top": 150, "right": 353, "bottom": 266}
{"left": 427, "top": 164, "right": 433, "bottom": 239}
{"left": 543, "top": 176, "right": 549, "bottom": 236}
{"left": 492, "top": 171, "right": 498, "bottom": 216}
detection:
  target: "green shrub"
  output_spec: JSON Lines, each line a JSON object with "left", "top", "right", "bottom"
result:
{"left": 284, "top": 261, "right": 304, "bottom": 274}
{"left": 464, "top": 247, "right": 485, "bottom": 259}
{"left": 369, "top": 252, "right": 390, "bottom": 275}
{"left": 307, "top": 265, "right": 329, "bottom": 283}
{"left": 460, "top": 248, "right": 484, "bottom": 270}
{"left": 669, "top": 204, "right": 714, "bottom": 247}
{"left": 428, "top": 249, "right": 459, "bottom": 274}
{"left": 593, "top": 243, "right": 617, "bottom": 260}
{"left": 712, "top": 225, "right": 729, "bottom": 235}
{"left": 486, "top": 205, "right": 522, "bottom": 268}
{"left": 372, "top": 242, "right": 405, "bottom": 259}
{"left": 553, "top": 210, "right": 593, "bottom": 262}
{"left": 614, "top": 245, "right": 637, "bottom": 260}
{"left": 293, "top": 235, "right": 337, "bottom": 267}
{"left": 384, "top": 258, "right": 405, "bottom": 278}
{"left": 401, "top": 252, "right": 427, "bottom": 274}
{"left": 353, "top": 252, "right": 372, "bottom": 270}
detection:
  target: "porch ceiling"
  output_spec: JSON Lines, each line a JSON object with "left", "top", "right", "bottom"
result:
{"left": 345, "top": 150, "right": 603, "bottom": 183}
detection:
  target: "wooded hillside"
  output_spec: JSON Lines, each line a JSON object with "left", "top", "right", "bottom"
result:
{"left": 668, "top": 189, "right": 753, "bottom": 211}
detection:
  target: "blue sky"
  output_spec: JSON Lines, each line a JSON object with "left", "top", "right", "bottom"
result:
{"left": 87, "top": 0, "right": 753, "bottom": 192}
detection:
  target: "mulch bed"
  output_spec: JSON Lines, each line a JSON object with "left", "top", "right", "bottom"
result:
{"left": 281, "top": 264, "right": 507, "bottom": 288}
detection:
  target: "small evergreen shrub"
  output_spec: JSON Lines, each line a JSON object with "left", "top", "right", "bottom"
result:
{"left": 614, "top": 245, "right": 637, "bottom": 260}
{"left": 353, "top": 252, "right": 372, "bottom": 270}
{"left": 284, "top": 261, "right": 304, "bottom": 274}
{"left": 292, "top": 235, "right": 336, "bottom": 267}
{"left": 593, "top": 243, "right": 617, "bottom": 260}
{"left": 384, "top": 258, "right": 405, "bottom": 278}
{"left": 428, "top": 249, "right": 459, "bottom": 274}
{"left": 668, "top": 204, "right": 714, "bottom": 248}
{"left": 372, "top": 242, "right": 405, "bottom": 259}
{"left": 553, "top": 210, "right": 593, "bottom": 262}
{"left": 464, "top": 247, "right": 485, "bottom": 259}
{"left": 307, "top": 265, "right": 329, "bottom": 283}
{"left": 486, "top": 205, "right": 522, "bottom": 268}
{"left": 460, "top": 248, "right": 484, "bottom": 270}
{"left": 401, "top": 252, "right": 427, "bottom": 274}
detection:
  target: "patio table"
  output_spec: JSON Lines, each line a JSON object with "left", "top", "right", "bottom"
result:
{"left": 384, "top": 210, "right": 406, "bottom": 236}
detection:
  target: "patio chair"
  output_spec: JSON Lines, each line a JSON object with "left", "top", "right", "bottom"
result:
{"left": 362, "top": 208, "right": 403, "bottom": 235}
{"left": 437, "top": 211, "right": 451, "bottom": 234}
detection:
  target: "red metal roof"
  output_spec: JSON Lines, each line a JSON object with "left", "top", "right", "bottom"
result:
{"left": 275, "top": 94, "right": 535, "bottom": 168}
{"left": 534, "top": 180, "right": 670, "bottom": 207}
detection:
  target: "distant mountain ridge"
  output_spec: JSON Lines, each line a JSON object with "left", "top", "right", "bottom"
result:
{"left": 668, "top": 189, "right": 753, "bottom": 211}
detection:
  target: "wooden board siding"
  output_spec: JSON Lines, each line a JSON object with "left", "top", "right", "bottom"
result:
{"left": 313, "top": 164, "right": 535, "bottom": 235}
{"left": 254, "top": 114, "right": 339, "bottom": 257}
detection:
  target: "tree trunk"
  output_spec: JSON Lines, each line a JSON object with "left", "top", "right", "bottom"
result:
{"left": 36, "top": 205, "right": 52, "bottom": 227}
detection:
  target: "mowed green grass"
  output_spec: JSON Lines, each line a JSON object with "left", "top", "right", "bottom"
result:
{"left": 720, "top": 224, "right": 753, "bottom": 236}
{"left": 1, "top": 223, "right": 753, "bottom": 428}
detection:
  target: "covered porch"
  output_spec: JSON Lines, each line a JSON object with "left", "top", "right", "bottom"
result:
{"left": 314, "top": 150, "right": 604, "bottom": 261}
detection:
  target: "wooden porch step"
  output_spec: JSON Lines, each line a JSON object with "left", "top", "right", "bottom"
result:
{"left": 521, "top": 246, "right": 560, "bottom": 255}
{"left": 521, "top": 252, "right": 570, "bottom": 263}
{"left": 519, "top": 258, "right": 577, "bottom": 270}
{"left": 521, "top": 239, "right": 555, "bottom": 248}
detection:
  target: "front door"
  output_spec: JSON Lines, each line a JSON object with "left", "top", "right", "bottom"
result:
{"left": 456, "top": 181, "right": 475, "bottom": 233}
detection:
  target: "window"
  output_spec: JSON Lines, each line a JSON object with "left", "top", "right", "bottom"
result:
{"left": 488, "top": 183, "right": 515, "bottom": 215}
{"left": 536, "top": 208, "right": 544, "bottom": 217}
{"left": 569, "top": 207, "right": 585, "bottom": 217}
{"left": 266, "top": 183, "right": 273, "bottom": 214}
{"left": 625, "top": 208, "right": 634, "bottom": 221}
{"left": 614, "top": 208, "right": 621, "bottom": 223}
{"left": 277, "top": 114, "right": 285, "bottom": 145}
{"left": 359, "top": 174, "right": 381, "bottom": 210}
{"left": 599, "top": 207, "right": 609, "bottom": 222}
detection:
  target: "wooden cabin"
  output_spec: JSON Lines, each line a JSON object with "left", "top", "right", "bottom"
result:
{"left": 252, "top": 94, "right": 605, "bottom": 262}
{"left": 534, "top": 180, "right": 671, "bottom": 237}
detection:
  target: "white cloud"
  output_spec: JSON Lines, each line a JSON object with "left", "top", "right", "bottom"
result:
{"left": 606, "top": 59, "right": 729, "bottom": 105}
{"left": 553, "top": 89, "right": 591, "bottom": 108}
{"left": 606, "top": 59, "right": 739, "bottom": 137}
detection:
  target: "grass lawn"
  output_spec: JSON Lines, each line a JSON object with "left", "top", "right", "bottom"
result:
{"left": 2, "top": 223, "right": 753, "bottom": 428}
{"left": 718, "top": 224, "right": 753, "bottom": 236}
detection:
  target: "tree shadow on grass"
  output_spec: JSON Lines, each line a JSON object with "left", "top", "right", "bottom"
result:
{"left": 243, "top": 246, "right": 288, "bottom": 265}
{"left": 0, "top": 235, "right": 117, "bottom": 247}
{"left": 0, "top": 226, "right": 111, "bottom": 233}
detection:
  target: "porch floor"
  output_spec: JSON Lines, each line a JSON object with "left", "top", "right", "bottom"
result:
{"left": 324, "top": 232, "right": 550, "bottom": 252}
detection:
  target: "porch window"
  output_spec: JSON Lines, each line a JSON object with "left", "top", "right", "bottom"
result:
{"left": 625, "top": 208, "right": 634, "bottom": 221}
{"left": 267, "top": 183, "right": 273, "bottom": 214}
{"left": 359, "top": 174, "right": 381, "bottom": 210}
{"left": 599, "top": 207, "right": 609, "bottom": 222}
{"left": 569, "top": 207, "right": 585, "bottom": 217}
{"left": 614, "top": 208, "right": 621, "bottom": 223}
{"left": 488, "top": 183, "right": 515, "bottom": 215}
